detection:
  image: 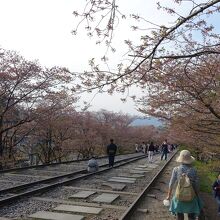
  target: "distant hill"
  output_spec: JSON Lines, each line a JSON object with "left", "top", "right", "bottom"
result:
{"left": 131, "top": 118, "right": 162, "bottom": 127}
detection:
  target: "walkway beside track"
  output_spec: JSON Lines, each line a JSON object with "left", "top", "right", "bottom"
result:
{"left": 123, "top": 153, "right": 218, "bottom": 220}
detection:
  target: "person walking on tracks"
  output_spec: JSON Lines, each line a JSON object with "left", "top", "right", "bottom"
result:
{"left": 107, "top": 139, "right": 117, "bottom": 167}
{"left": 166, "top": 150, "right": 204, "bottom": 220}
{"left": 161, "top": 139, "right": 169, "bottom": 161}
{"left": 212, "top": 174, "right": 220, "bottom": 215}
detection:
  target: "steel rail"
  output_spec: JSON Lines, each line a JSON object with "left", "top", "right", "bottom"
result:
{"left": 0, "top": 152, "right": 138, "bottom": 174}
{"left": 0, "top": 154, "right": 143, "bottom": 194}
{"left": 0, "top": 154, "right": 146, "bottom": 208}
{"left": 119, "top": 151, "right": 178, "bottom": 220}
{"left": 0, "top": 156, "right": 106, "bottom": 174}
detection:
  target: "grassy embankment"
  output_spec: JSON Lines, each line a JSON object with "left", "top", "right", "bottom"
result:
{"left": 194, "top": 160, "right": 218, "bottom": 193}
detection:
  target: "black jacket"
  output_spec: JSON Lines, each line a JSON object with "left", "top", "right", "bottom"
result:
{"left": 107, "top": 143, "right": 117, "bottom": 155}
{"left": 148, "top": 144, "right": 154, "bottom": 152}
{"left": 212, "top": 180, "right": 220, "bottom": 198}
{"left": 161, "top": 143, "right": 168, "bottom": 153}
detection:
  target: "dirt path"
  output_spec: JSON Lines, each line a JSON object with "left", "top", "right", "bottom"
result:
{"left": 200, "top": 192, "right": 219, "bottom": 220}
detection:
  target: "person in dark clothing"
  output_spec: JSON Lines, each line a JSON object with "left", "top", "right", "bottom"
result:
{"left": 148, "top": 141, "right": 155, "bottom": 163}
{"left": 107, "top": 139, "right": 117, "bottom": 167}
{"left": 212, "top": 174, "right": 220, "bottom": 215}
{"left": 161, "top": 139, "right": 169, "bottom": 161}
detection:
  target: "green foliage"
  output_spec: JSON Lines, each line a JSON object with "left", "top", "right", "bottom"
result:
{"left": 194, "top": 160, "right": 217, "bottom": 193}
{"left": 178, "top": 146, "right": 218, "bottom": 193}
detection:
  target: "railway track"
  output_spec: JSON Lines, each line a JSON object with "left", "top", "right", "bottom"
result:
{"left": 0, "top": 154, "right": 145, "bottom": 208}
{"left": 119, "top": 151, "right": 177, "bottom": 220}
{"left": 0, "top": 153, "right": 138, "bottom": 174}
{"left": 0, "top": 151, "right": 177, "bottom": 220}
{"left": 0, "top": 153, "right": 140, "bottom": 192}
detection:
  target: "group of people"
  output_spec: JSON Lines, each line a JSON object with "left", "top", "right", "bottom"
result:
{"left": 88, "top": 139, "right": 175, "bottom": 171}
{"left": 135, "top": 139, "right": 177, "bottom": 163}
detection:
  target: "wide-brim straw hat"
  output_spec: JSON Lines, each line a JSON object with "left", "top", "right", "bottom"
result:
{"left": 176, "top": 150, "right": 195, "bottom": 164}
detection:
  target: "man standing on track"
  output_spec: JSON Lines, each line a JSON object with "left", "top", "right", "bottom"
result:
{"left": 161, "top": 139, "right": 169, "bottom": 161}
{"left": 148, "top": 141, "right": 155, "bottom": 163}
{"left": 107, "top": 139, "right": 117, "bottom": 167}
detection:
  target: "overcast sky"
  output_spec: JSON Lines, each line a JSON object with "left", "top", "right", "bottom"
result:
{"left": 0, "top": 0, "right": 178, "bottom": 115}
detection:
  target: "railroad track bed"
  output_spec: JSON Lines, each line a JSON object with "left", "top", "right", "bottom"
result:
{"left": 0, "top": 153, "right": 176, "bottom": 220}
{"left": 0, "top": 153, "right": 139, "bottom": 174}
{"left": 0, "top": 154, "right": 140, "bottom": 192}
{"left": 67, "top": 163, "right": 162, "bottom": 194}
{"left": 0, "top": 175, "right": 46, "bottom": 190}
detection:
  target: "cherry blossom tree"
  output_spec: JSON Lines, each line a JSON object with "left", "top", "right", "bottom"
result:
{"left": 0, "top": 48, "right": 77, "bottom": 164}
{"left": 72, "top": 0, "right": 220, "bottom": 151}
{"left": 72, "top": 0, "right": 220, "bottom": 93}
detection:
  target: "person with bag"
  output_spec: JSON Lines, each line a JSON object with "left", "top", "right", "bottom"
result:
{"left": 165, "top": 150, "right": 204, "bottom": 220}
{"left": 212, "top": 174, "right": 220, "bottom": 215}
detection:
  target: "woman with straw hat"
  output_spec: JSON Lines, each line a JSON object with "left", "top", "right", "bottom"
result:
{"left": 165, "top": 150, "right": 204, "bottom": 220}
